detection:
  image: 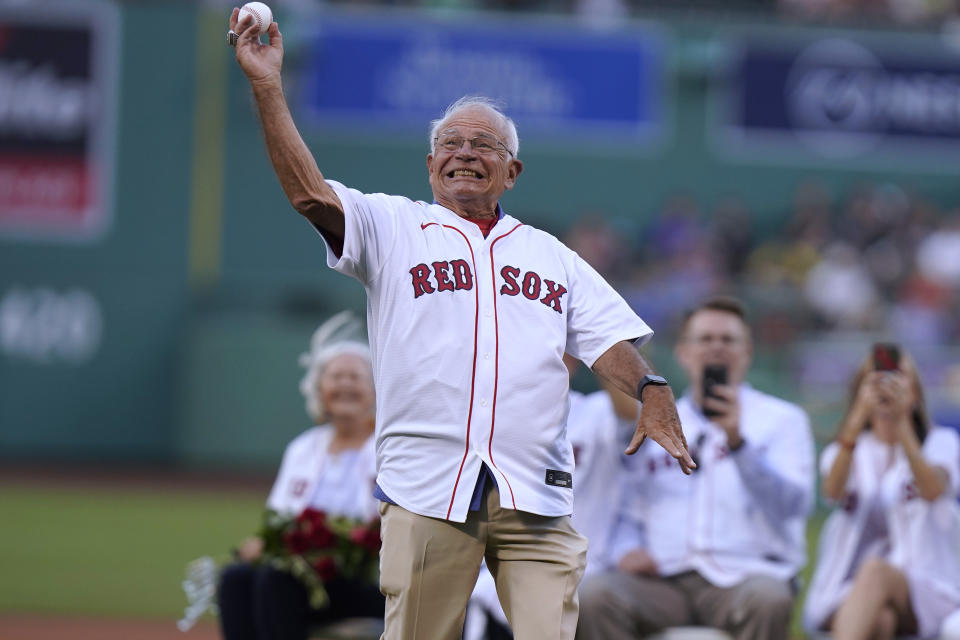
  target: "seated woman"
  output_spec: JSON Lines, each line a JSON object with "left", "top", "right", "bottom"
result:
{"left": 218, "top": 312, "right": 383, "bottom": 640}
{"left": 803, "top": 343, "right": 960, "bottom": 640}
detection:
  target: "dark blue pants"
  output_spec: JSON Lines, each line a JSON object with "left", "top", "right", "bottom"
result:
{"left": 217, "top": 562, "right": 385, "bottom": 640}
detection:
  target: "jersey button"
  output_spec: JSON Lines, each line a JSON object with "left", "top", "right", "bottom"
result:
{"left": 480, "top": 399, "right": 487, "bottom": 407}
{"left": 484, "top": 352, "right": 491, "bottom": 360}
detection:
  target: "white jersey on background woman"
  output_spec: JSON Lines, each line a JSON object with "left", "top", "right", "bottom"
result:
{"left": 266, "top": 424, "right": 378, "bottom": 521}
{"left": 804, "top": 426, "right": 960, "bottom": 638}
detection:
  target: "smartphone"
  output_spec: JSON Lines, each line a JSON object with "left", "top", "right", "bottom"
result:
{"left": 872, "top": 343, "right": 901, "bottom": 372}
{"left": 702, "top": 364, "right": 728, "bottom": 418}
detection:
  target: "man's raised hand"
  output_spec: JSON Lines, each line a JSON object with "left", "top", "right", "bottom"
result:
{"left": 230, "top": 7, "right": 283, "bottom": 86}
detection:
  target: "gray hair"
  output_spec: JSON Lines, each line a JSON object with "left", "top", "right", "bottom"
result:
{"left": 298, "top": 312, "right": 373, "bottom": 424}
{"left": 429, "top": 96, "right": 519, "bottom": 158}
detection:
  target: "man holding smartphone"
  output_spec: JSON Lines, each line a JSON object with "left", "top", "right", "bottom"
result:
{"left": 577, "top": 296, "right": 816, "bottom": 640}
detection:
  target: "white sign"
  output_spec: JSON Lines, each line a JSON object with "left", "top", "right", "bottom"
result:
{"left": 0, "top": 286, "right": 103, "bottom": 363}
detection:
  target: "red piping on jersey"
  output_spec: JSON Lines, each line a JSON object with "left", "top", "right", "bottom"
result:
{"left": 426, "top": 222, "right": 481, "bottom": 521}
{"left": 486, "top": 223, "right": 524, "bottom": 509}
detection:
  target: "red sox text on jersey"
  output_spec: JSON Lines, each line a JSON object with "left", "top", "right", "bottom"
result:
{"left": 322, "top": 180, "right": 652, "bottom": 522}
{"left": 409, "top": 260, "right": 568, "bottom": 313}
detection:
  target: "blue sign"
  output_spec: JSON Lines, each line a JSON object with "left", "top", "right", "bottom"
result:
{"left": 300, "top": 13, "right": 665, "bottom": 143}
{"left": 718, "top": 36, "right": 960, "bottom": 159}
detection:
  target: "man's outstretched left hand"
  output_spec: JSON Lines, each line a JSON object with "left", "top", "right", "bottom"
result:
{"left": 625, "top": 385, "right": 695, "bottom": 474}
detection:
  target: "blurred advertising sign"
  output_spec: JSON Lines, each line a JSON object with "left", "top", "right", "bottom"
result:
{"left": 0, "top": 1, "right": 118, "bottom": 241}
{"left": 299, "top": 12, "right": 665, "bottom": 144}
{"left": 717, "top": 36, "right": 960, "bottom": 162}
{"left": 0, "top": 285, "right": 103, "bottom": 364}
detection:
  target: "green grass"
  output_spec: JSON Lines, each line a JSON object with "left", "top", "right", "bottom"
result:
{"left": 0, "top": 481, "right": 829, "bottom": 638}
{"left": 793, "top": 511, "right": 826, "bottom": 639}
{"left": 0, "top": 483, "right": 264, "bottom": 618}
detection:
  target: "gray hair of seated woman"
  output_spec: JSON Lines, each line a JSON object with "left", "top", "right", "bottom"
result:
{"left": 298, "top": 311, "right": 372, "bottom": 424}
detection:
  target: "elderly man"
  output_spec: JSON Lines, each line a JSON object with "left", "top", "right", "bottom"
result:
{"left": 228, "top": 11, "right": 693, "bottom": 640}
{"left": 577, "top": 296, "right": 815, "bottom": 640}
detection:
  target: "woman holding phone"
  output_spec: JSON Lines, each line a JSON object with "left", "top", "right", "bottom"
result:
{"left": 803, "top": 343, "right": 960, "bottom": 640}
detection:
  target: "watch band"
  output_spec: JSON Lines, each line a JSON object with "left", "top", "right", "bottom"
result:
{"left": 637, "top": 374, "right": 669, "bottom": 400}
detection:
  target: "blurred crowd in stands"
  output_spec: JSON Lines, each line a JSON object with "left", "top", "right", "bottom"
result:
{"left": 292, "top": 0, "right": 960, "bottom": 27}
{"left": 563, "top": 180, "right": 960, "bottom": 351}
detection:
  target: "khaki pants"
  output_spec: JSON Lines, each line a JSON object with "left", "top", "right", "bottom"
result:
{"left": 378, "top": 483, "right": 587, "bottom": 640}
{"left": 576, "top": 570, "right": 794, "bottom": 640}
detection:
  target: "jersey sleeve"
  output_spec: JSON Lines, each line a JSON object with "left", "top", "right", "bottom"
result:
{"left": 562, "top": 250, "right": 652, "bottom": 367}
{"left": 819, "top": 439, "right": 859, "bottom": 504}
{"left": 925, "top": 427, "right": 960, "bottom": 497}
{"left": 320, "top": 180, "right": 401, "bottom": 285}
{"left": 733, "top": 403, "right": 815, "bottom": 520}
{"left": 820, "top": 441, "right": 841, "bottom": 479}
{"left": 265, "top": 440, "right": 298, "bottom": 512}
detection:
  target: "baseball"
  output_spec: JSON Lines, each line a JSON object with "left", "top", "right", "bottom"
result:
{"left": 237, "top": 2, "right": 272, "bottom": 37}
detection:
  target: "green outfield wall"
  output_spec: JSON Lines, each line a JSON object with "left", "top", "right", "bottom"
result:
{"left": 1, "top": 0, "right": 957, "bottom": 469}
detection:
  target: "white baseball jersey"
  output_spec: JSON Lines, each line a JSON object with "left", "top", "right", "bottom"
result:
{"left": 942, "top": 609, "right": 960, "bottom": 639}
{"left": 610, "top": 385, "right": 815, "bottom": 587}
{"left": 881, "top": 426, "right": 960, "bottom": 637}
{"left": 266, "top": 425, "right": 378, "bottom": 522}
{"left": 319, "top": 180, "right": 651, "bottom": 522}
{"left": 804, "top": 427, "right": 960, "bottom": 637}
{"left": 802, "top": 431, "right": 896, "bottom": 632}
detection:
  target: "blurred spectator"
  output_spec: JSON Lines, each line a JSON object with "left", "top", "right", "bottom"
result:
{"left": 217, "top": 313, "right": 382, "bottom": 640}
{"left": 710, "top": 196, "right": 755, "bottom": 283}
{"left": 292, "top": 0, "right": 959, "bottom": 24}
{"left": 916, "top": 211, "right": 960, "bottom": 290}
{"left": 834, "top": 184, "right": 892, "bottom": 252}
{"left": 645, "top": 193, "right": 705, "bottom": 262}
{"left": 789, "top": 179, "right": 834, "bottom": 251}
{"left": 803, "top": 242, "right": 880, "bottom": 330}
{"left": 887, "top": 271, "right": 954, "bottom": 346}
{"left": 564, "top": 211, "right": 631, "bottom": 280}
{"left": 587, "top": 175, "right": 960, "bottom": 360}
{"left": 620, "top": 194, "right": 718, "bottom": 334}
{"left": 740, "top": 184, "right": 823, "bottom": 296}
{"left": 577, "top": 296, "right": 815, "bottom": 640}
{"left": 803, "top": 344, "right": 960, "bottom": 639}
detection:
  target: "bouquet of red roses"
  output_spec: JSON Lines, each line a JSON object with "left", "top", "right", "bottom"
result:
{"left": 256, "top": 507, "right": 382, "bottom": 609}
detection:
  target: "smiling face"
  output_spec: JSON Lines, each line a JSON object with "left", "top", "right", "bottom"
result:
{"left": 315, "top": 353, "right": 375, "bottom": 425}
{"left": 426, "top": 105, "right": 523, "bottom": 219}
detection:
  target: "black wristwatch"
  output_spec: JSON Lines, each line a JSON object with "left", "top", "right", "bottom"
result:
{"left": 637, "top": 374, "right": 669, "bottom": 401}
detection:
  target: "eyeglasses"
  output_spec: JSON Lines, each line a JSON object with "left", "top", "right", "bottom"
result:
{"left": 433, "top": 132, "right": 514, "bottom": 158}
{"left": 686, "top": 334, "right": 743, "bottom": 347}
